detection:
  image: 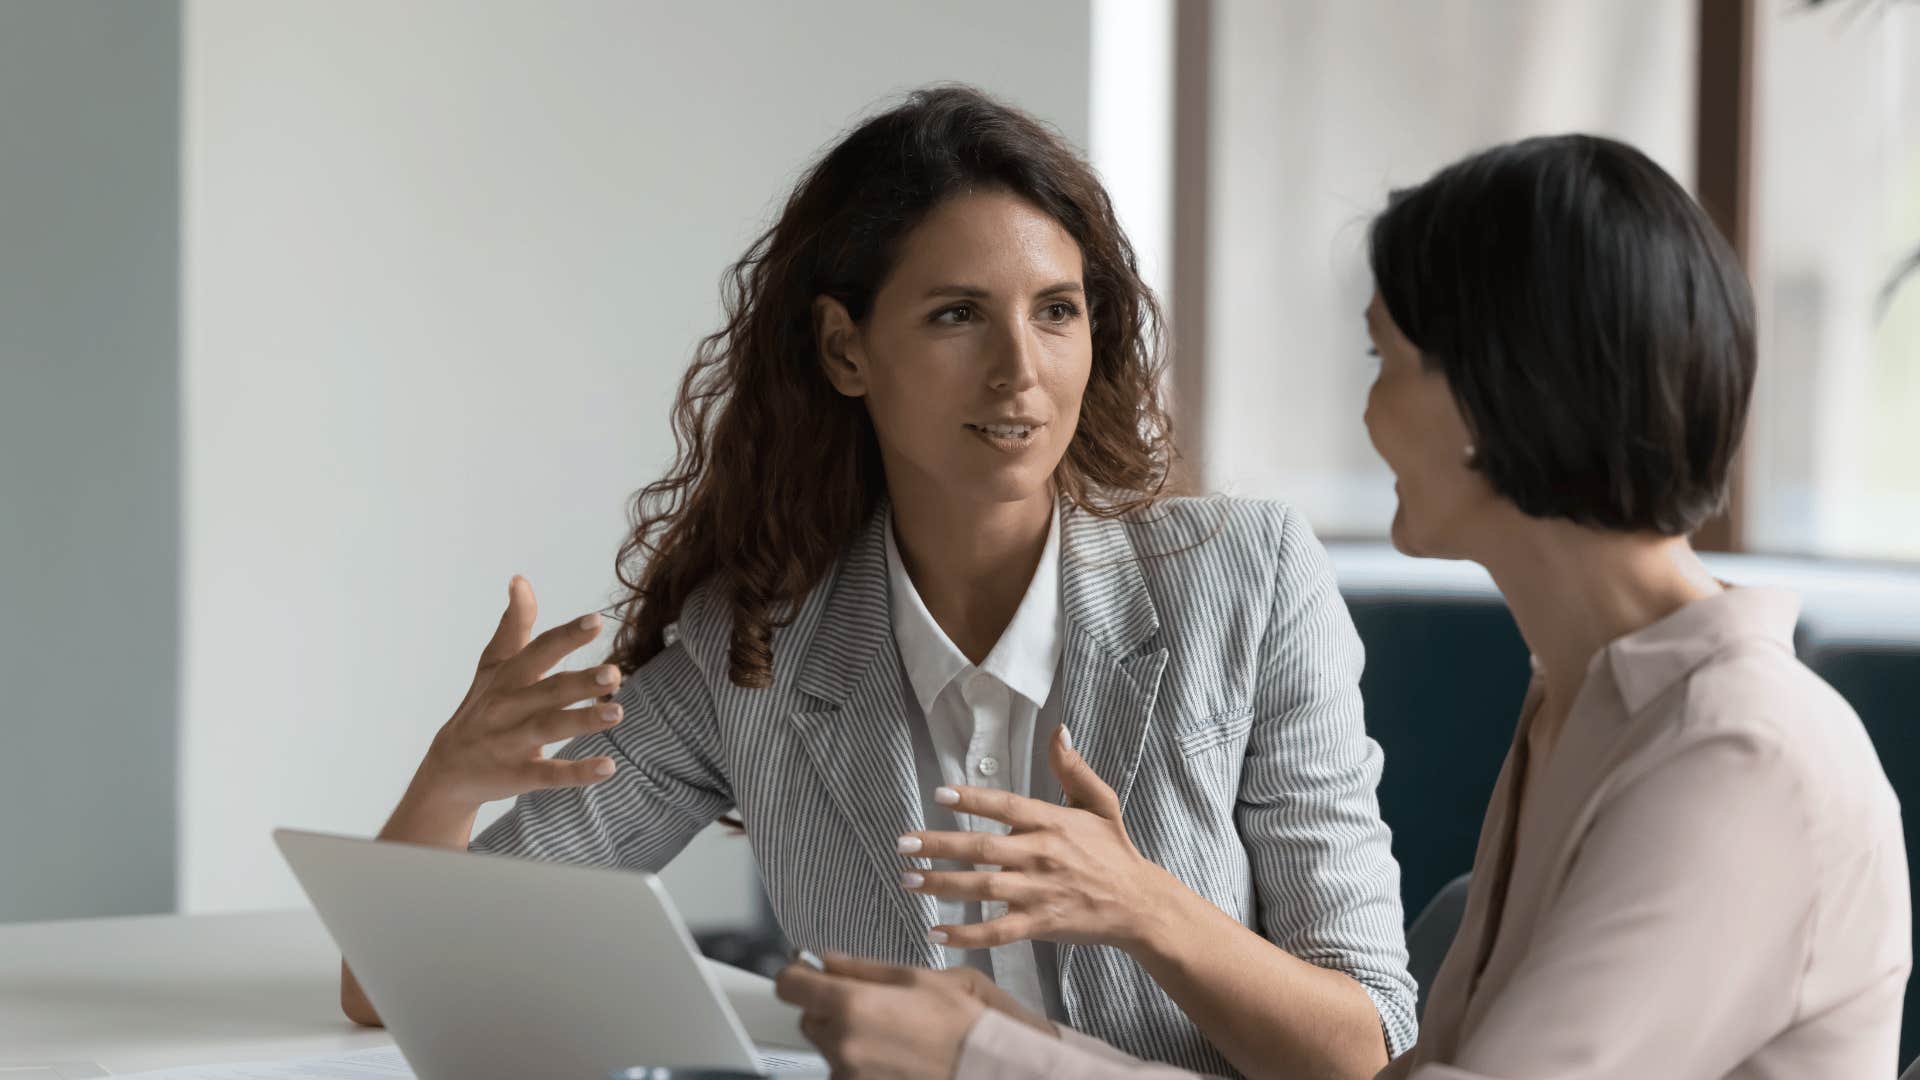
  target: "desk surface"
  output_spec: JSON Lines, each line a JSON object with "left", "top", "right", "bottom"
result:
{"left": 0, "top": 909, "right": 393, "bottom": 1073}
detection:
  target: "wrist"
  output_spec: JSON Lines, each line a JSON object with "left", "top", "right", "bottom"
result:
{"left": 383, "top": 765, "right": 481, "bottom": 846}
{"left": 1120, "top": 862, "right": 1199, "bottom": 964}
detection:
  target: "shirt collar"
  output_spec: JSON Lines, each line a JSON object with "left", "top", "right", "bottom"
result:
{"left": 1603, "top": 585, "right": 1801, "bottom": 715}
{"left": 884, "top": 502, "right": 1065, "bottom": 714}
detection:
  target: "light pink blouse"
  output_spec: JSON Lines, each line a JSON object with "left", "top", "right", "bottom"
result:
{"left": 953, "top": 587, "right": 1911, "bottom": 1079}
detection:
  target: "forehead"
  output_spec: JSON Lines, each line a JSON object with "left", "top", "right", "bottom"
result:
{"left": 886, "top": 189, "right": 1084, "bottom": 288}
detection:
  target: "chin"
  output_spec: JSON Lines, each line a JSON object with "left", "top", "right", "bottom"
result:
{"left": 1388, "top": 507, "right": 1422, "bottom": 557}
{"left": 1389, "top": 503, "right": 1446, "bottom": 560}
{"left": 950, "top": 463, "right": 1055, "bottom": 508}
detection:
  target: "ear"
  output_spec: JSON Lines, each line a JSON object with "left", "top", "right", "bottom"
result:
{"left": 813, "top": 295, "right": 868, "bottom": 398}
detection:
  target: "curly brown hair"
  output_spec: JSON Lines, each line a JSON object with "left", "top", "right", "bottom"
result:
{"left": 609, "top": 85, "right": 1177, "bottom": 687}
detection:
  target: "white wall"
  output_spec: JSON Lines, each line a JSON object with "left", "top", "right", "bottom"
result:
{"left": 1198, "top": 0, "right": 1695, "bottom": 534}
{"left": 181, "top": 0, "right": 1091, "bottom": 918}
{"left": 0, "top": 1, "right": 180, "bottom": 922}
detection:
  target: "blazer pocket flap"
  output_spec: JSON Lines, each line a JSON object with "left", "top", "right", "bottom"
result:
{"left": 1174, "top": 705, "right": 1255, "bottom": 757}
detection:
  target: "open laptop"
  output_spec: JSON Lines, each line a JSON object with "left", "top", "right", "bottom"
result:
{"left": 274, "top": 828, "right": 828, "bottom": 1079}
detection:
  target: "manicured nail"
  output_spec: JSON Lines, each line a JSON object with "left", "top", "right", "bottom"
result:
{"left": 577, "top": 613, "right": 602, "bottom": 631}
{"left": 590, "top": 759, "right": 615, "bottom": 777}
{"left": 926, "top": 929, "right": 949, "bottom": 945}
{"left": 933, "top": 787, "right": 960, "bottom": 806}
{"left": 899, "top": 871, "right": 925, "bottom": 889}
{"left": 794, "top": 948, "right": 824, "bottom": 971}
{"left": 597, "top": 704, "right": 622, "bottom": 724}
{"left": 1059, "top": 725, "right": 1073, "bottom": 752}
{"left": 896, "top": 835, "right": 922, "bottom": 854}
{"left": 594, "top": 666, "right": 620, "bottom": 685}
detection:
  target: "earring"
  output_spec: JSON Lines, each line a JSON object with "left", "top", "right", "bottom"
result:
{"left": 1463, "top": 444, "right": 1478, "bottom": 465}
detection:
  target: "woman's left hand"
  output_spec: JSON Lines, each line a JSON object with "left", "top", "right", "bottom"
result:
{"left": 897, "top": 725, "right": 1185, "bottom": 952}
{"left": 774, "top": 951, "right": 1053, "bottom": 1079}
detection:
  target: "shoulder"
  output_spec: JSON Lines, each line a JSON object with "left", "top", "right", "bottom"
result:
{"left": 1664, "top": 643, "right": 1900, "bottom": 860}
{"left": 1108, "top": 496, "right": 1341, "bottom": 616}
{"left": 1109, "top": 495, "right": 1317, "bottom": 576}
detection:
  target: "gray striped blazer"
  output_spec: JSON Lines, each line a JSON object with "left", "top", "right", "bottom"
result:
{"left": 472, "top": 496, "right": 1417, "bottom": 1074}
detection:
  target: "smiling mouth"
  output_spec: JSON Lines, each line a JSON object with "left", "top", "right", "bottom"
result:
{"left": 965, "top": 421, "right": 1043, "bottom": 449}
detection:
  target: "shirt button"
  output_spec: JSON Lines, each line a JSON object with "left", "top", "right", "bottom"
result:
{"left": 975, "top": 755, "right": 1000, "bottom": 777}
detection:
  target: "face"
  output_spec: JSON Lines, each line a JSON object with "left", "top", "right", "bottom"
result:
{"left": 816, "top": 189, "right": 1092, "bottom": 515}
{"left": 1362, "top": 292, "right": 1499, "bottom": 558}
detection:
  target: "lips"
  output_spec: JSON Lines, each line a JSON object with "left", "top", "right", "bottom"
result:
{"left": 964, "top": 419, "right": 1045, "bottom": 452}
{"left": 968, "top": 422, "right": 1038, "bottom": 438}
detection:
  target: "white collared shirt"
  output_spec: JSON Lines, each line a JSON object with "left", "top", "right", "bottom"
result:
{"left": 885, "top": 503, "right": 1064, "bottom": 1018}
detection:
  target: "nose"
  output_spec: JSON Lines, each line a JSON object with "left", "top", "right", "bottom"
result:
{"left": 986, "top": 321, "right": 1041, "bottom": 394}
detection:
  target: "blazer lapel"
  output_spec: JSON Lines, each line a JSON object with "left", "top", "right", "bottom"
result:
{"left": 789, "top": 506, "right": 942, "bottom": 966}
{"left": 1054, "top": 507, "right": 1168, "bottom": 1009}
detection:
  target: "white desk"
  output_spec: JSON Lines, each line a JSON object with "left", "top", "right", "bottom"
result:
{"left": 0, "top": 909, "right": 393, "bottom": 1073}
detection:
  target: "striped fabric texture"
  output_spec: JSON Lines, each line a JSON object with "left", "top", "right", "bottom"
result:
{"left": 472, "top": 496, "right": 1418, "bottom": 1074}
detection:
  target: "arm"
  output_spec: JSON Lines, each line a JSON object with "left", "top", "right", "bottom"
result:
{"left": 957, "top": 1010, "right": 1218, "bottom": 1080}
{"left": 1409, "top": 731, "right": 1816, "bottom": 1078}
{"left": 1133, "top": 507, "right": 1411, "bottom": 1077}
{"left": 341, "top": 581, "right": 732, "bottom": 1026}
{"left": 773, "top": 952, "right": 1218, "bottom": 1080}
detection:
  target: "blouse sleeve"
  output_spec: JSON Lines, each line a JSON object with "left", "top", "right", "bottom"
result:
{"left": 953, "top": 1011, "right": 1222, "bottom": 1079}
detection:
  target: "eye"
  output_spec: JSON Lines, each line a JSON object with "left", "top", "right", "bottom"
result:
{"left": 931, "top": 304, "right": 975, "bottom": 325}
{"left": 1040, "top": 300, "right": 1082, "bottom": 323}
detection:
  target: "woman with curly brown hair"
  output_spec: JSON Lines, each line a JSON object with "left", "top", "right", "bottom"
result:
{"left": 339, "top": 85, "right": 1415, "bottom": 1077}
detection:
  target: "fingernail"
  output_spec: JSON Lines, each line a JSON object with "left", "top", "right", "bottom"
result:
{"left": 590, "top": 759, "right": 615, "bottom": 777}
{"left": 578, "top": 613, "right": 602, "bottom": 631}
{"left": 598, "top": 704, "right": 622, "bottom": 724}
{"left": 933, "top": 787, "right": 960, "bottom": 806}
{"left": 896, "top": 835, "right": 923, "bottom": 854}
{"left": 1059, "top": 725, "right": 1073, "bottom": 752}
{"left": 926, "top": 929, "right": 949, "bottom": 945}
{"left": 795, "top": 948, "right": 824, "bottom": 970}
{"left": 594, "top": 666, "right": 620, "bottom": 685}
{"left": 899, "top": 871, "right": 924, "bottom": 889}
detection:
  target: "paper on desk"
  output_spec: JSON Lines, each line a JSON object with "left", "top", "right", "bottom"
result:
{"left": 105, "top": 1046, "right": 410, "bottom": 1079}
{"left": 702, "top": 958, "right": 809, "bottom": 1050}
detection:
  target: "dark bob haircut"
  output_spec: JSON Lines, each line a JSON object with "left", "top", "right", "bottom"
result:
{"left": 1368, "top": 133, "right": 1755, "bottom": 536}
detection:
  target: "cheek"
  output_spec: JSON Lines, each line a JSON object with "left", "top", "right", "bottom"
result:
{"left": 1363, "top": 379, "right": 1418, "bottom": 468}
{"left": 1046, "top": 341, "right": 1093, "bottom": 422}
{"left": 863, "top": 343, "right": 957, "bottom": 429}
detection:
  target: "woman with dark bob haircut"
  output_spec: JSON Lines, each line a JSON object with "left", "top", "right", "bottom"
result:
{"left": 340, "top": 85, "right": 1420, "bottom": 1077}
{"left": 780, "top": 134, "right": 1910, "bottom": 1079}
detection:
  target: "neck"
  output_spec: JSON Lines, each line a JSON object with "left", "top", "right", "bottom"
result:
{"left": 888, "top": 483, "right": 1054, "bottom": 664}
{"left": 1474, "top": 517, "right": 1722, "bottom": 715}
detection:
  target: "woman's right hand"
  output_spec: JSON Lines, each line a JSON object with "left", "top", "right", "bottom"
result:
{"left": 408, "top": 575, "right": 627, "bottom": 813}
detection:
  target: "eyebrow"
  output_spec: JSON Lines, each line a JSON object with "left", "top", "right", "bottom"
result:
{"left": 923, "top": 281, "right": 1085, "bottom": 300}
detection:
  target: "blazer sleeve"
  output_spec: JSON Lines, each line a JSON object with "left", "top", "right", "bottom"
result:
{"left": 955, "top": 1010, "right": 1222, "bottom": 1080}
{"left": 470, "top": 638, "right": 734, "bottom": 872}
{"left": 1236, "top": 506, "right": 1419, "bottom": 1057}
{"left": 1420, "top": 730, "right": 1819, "bottom": 1078}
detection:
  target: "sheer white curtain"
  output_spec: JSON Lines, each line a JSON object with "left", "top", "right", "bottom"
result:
{"left": 1748, "top": 4, "right": 1920, "bottom": 559}
{"left": 1193, "top": 0, "right": 1695, "bottom": 536}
